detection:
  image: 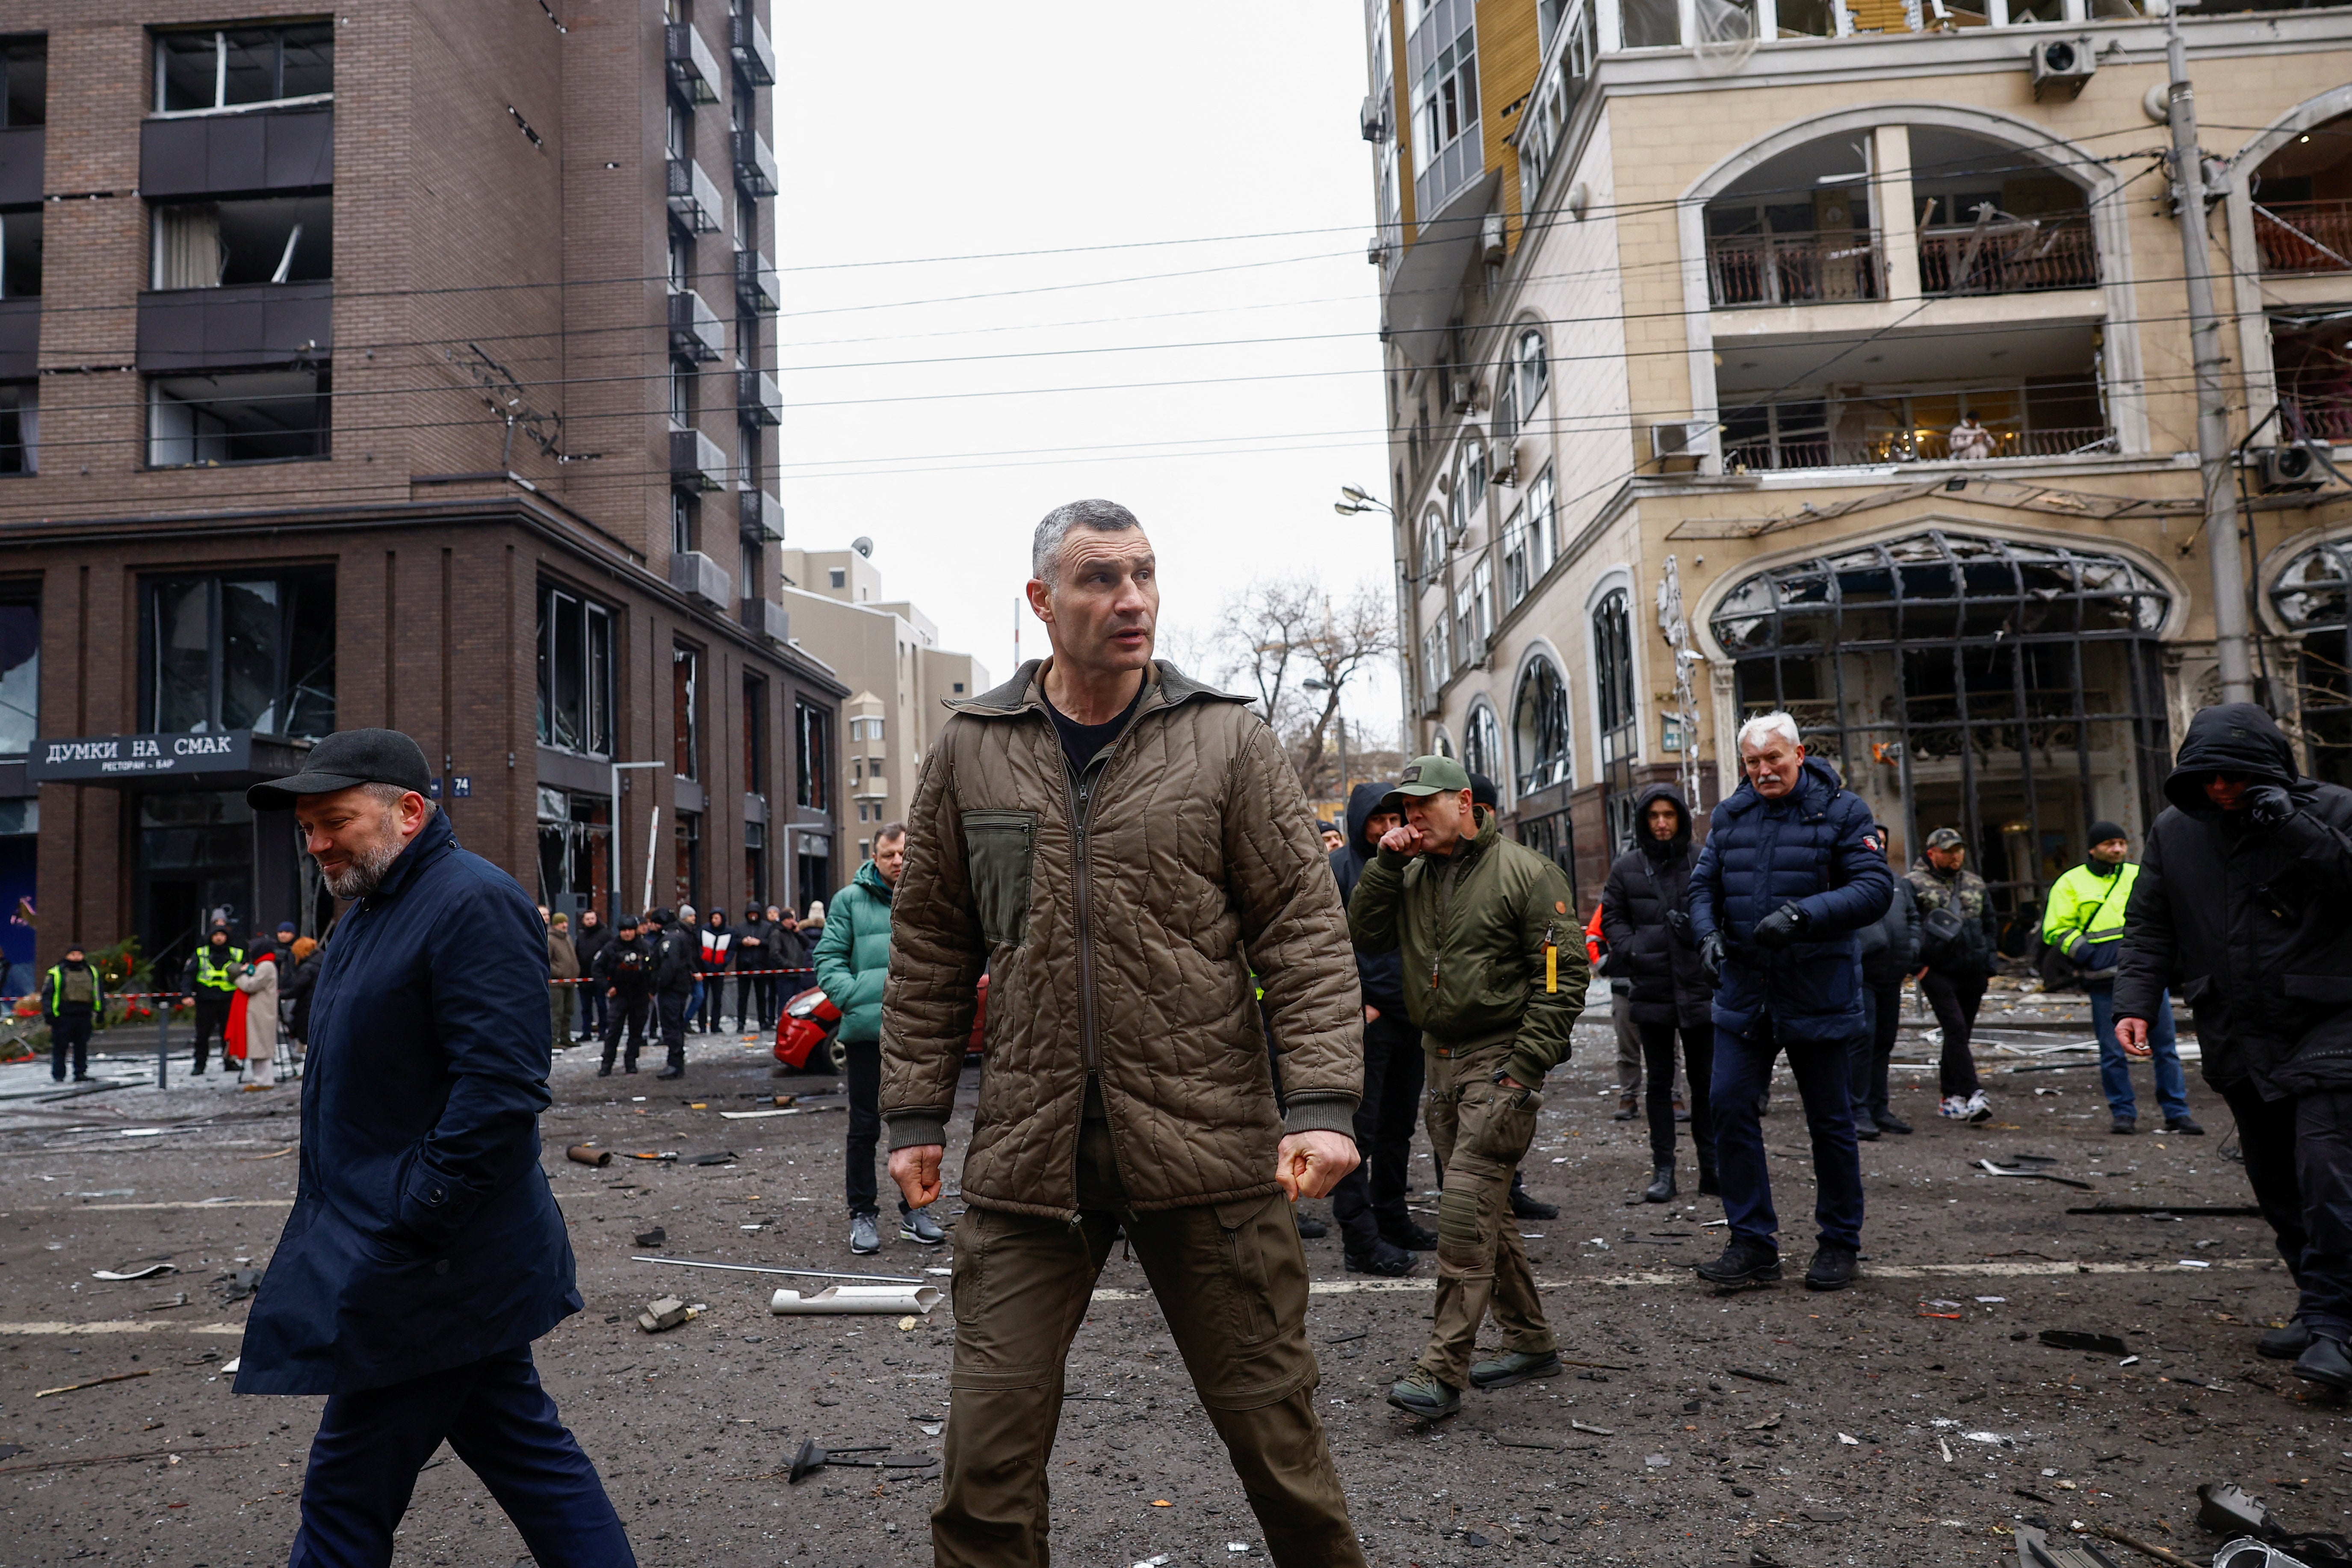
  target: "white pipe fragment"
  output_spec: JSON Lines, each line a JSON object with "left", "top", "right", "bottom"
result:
{"left": 770, "top": 1285, "right": 943, "bottom": 1315}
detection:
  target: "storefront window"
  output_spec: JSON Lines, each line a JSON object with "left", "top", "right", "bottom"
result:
{"left": 143, "top": 570, "right": 334, "bottom": 737}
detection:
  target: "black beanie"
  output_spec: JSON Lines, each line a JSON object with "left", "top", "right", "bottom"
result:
{"left": 2087, "top": 820, "right": 2127, "bottom": 847}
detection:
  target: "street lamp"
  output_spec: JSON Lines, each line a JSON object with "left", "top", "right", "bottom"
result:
{"left": 1334, "top": 484, "right": 1393, "bottom": 517}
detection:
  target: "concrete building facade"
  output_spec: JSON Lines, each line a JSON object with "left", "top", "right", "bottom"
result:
{"left": 0, "top": 1, "right": 839, "bottom": 992}
{"left": 1363, "top": 0, "right": 2352, "bottom": 930}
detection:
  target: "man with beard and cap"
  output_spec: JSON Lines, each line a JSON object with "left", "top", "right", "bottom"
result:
{"left": 1601, "top": 783, "right": 1717, "bottom": 1203}
{"left": 1327, "top": 779, "right": 1427, "bottom": 1277}
{"left": 2114, "top": 703, "right": 2352, "bottom": 1387}
{"left": 1469, "top": 771, "right": 1561, "bottom": 1223}
{"left": 2045, "top": 821, "right": 2198, "bottom": 1135}
{"left": 235, "top": 728, "right": 633, "bottom": 1565}
{"left": 40, "top": 941, "right": 105, "bottom": 1084}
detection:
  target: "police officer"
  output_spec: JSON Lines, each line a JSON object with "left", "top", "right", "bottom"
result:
{"left": 594, "top": 915, "right": 655, "bottom": 1077}
{"left": 41, "top": 942, "right": 106, "bottom": 1084}
{"left": 183, "top": 922, "right": 242, "bottom": 1076}
{"left": 2042, "top": 821, "right": 2198, "bottom": 1134}
{"left": 649, "top": 907, "right": 697, "bottom": 1080}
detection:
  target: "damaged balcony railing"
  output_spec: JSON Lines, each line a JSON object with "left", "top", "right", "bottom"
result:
{"left": 2256, "top": 200, "right": 2352, "bottom": 275}
{"left": 1707, "top": 231, "right": 1883, "bottom": 307}
{"left": 1723, "top": 425, "right": 2116, "bottom": 472}
{"left": 1918, "top": 213, "right": 2097, "bottom": 294}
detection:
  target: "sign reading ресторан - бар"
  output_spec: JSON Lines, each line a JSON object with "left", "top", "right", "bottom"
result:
{"left": 25, "top": 730, "right": 254, "bottom": 783}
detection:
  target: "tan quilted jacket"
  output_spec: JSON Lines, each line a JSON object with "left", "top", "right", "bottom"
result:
{"left": 881, "top": 660, "right": 1362, "bottom": 1219}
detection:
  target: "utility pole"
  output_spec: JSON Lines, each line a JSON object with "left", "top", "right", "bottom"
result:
{"left": 2166, "top": 0, "right": 2256, "bottom": 704}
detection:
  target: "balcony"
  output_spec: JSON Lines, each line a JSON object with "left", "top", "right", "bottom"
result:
{"left": 665, "top": 22, "right": 722, "bottom": 105}
{"left": 669, "top": 426, "right": 726, "bottom": 492}
{"left": 2257, "top": 201, "right": 2352, "bottom": 276}
{"left": 136, "top": 280, "right": 333, "bottom": 372}
{"left": 732, "top": 129, "right": 777, "bottom": 198}
{"left": 1724, "top": 425, "right": 2116, "bottom": 473}
{"left": 734, "top": 246, "right": 778, "bottom": 314}
{"left": 665, "top": 156, "right": 722, "bottom": 233}
{"left": 0, "top": 127, "right": 40, "bottom": 207}
{"left": 750, "top": 597, "right": 790, "bottom": 645}
{"left": 1708, "top": 232, "right": 1883, "bottom": 309}
{"left": 670, "top": 548, "right": 731, "bottom": 608}
{"left": 668, "top": 287, "right": 723, "bottom": 362}
{"left": 738, "top": 366, "right": 780, "bottom": 426}
{"left": 1919, "top": 216, "right": 2098, "bottom": 295}
{"left": 739, "top": 487, "right": 785, "bottom": 540}
{"left": 141, "top": 106, "right": 332, "bottom": 199}
{"left": 729, "top": 11, "right": 776, "bottom": 87}
{"left": 0, "top": 298, "right": 35, "bottom": 380}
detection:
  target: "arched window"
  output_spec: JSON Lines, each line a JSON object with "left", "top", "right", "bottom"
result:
{"left": 1513, "top": 328, "right": 1548, "bottom": 416}
{"left": 1463, "top": 702, "right": 1505, "bottom": 803}
{"left": 1512, "top": 654, "right": 1571, "bottom": 796}
{"left": 1592, "top": 586, "right": 1639, "bottom": 850}
{"left": 2272, "top": 539, "right": 2352, "bottom": 786}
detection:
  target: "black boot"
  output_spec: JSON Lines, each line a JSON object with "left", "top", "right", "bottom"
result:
{"left": 2293, "top": 1333, "right": 2352, "bottom": 1392}
{"left": 1643, "top": 1166, "right": 1677, "bottom": 1203}
{"left": 1509, "top": 1174, "right": 1558, "bottom": 1221}
{"left": 1696, "top": 1164, "right": 1721, "bottom": 1196}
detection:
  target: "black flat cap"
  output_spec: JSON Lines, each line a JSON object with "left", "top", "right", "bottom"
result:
{"left": 248, "top": 728, "right": 432, "bottom": 811}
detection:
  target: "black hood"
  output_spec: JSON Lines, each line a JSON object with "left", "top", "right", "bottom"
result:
{"left": 1343, "top": 778, "right": 1397, "bottom": 853}
{"left": 2165, "top": 702, "right": 2298, "bottom": 815}
{"left": 1631, "top": 782, "right": 1692, "bottom": 858}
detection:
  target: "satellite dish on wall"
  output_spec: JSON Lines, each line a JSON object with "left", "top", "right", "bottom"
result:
{"left": 851, "top": 537, "right": 874, "bottom": 558}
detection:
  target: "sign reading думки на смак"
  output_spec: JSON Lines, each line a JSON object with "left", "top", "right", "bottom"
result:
{"left": 25, "top": 730, "right": 254, "bottom": 783}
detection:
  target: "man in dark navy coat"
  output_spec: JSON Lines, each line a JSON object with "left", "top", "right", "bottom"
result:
{"left": 1688, "top": 711, "right": 1892, "bottom": 1294}
{"left": 237, "top": 728, "right": 634, "bottom": 1568}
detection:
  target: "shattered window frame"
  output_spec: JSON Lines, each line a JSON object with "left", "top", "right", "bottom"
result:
{"left": 2271, "top": 538, "right": 2352, "bottom": 787}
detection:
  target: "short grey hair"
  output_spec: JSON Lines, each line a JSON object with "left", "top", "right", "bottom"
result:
{"left": 876, "top": 821, "right": 907, "bottom": 844}
{"left": 361, "top": 780, "right": 436, "bottom": 819}
{"left": 1031, "top": 499, "right": 1141, "bottom": 584}
{"left": 1737, "top": 711, "right": 1803, "bottom": 752}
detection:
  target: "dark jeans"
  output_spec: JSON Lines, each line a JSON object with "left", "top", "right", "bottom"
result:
{"left": 49, "top": 1013, "right": 91, "bottom": 1081}
{"left": 1853, "top": 981, "right": 1903, "bottom": 1122}
{"left": 1331, "top": 1010, "right": 1424, "bottom": 1254}
{"left": 2296, "top": 1089, "right": 2352, "bottom": 1341}
{"left": 2218, "top": 1077, "right": 2307, "bottom": 1284}
{"left": 696, "top": 973, "right": 729, "bottom": 1033}
{"left": 2089, "top": 988, "right": 2190, "bottom": 1122}
{"left": 1640, "top": 1019, "right": 1715, "bottom": 1173}
{"left": 843, "top": 1040, "right": 905, "bottom": 1217}
{"left": 579, "top": 982, "right": 606, "bottom": 1039}
{"left": 191, "top": 991, "right": 233, "bottom": 1073}
{"left": 288, "top": 1343, "right": 634, "bottom": 1568}
{"left": 1921, "top": 969, "right": 1987, "bottom": 1097}
{"left": 734, "top": 972, "right": 770, "bottom": 1032}
{"left": 1710, "top": 1022, "right": 1864, "bottom": 1252}
{"left": 655, "top": 989, "right": 690, "bottom": 1069}
{"left": 600, "top": 992, "right": 651, "bottom": 1071}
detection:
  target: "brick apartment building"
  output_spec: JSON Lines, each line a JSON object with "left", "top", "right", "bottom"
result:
{"left": 0, "top": 2, "right": 840, "bottom": 992}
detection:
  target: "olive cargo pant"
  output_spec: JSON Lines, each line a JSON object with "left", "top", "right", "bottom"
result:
{"left": 934, "top": 1118, "right": 1364, "bottom": 1568}
{"left": 1418, "top": 1039, "right": 1556, "bottom": 1388}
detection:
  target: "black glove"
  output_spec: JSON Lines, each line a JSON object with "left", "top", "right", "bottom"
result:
{"left": 1665, "top": 909, "right": 1695, "bottom": 949}
{"left": 1752, "top": 902, "right": 1810, "bottom": 951}
{"left": 1699, "top": 932, "right": 1725, "bottom": 982}
{"left": 2243, "top": 783, "right": 2296, "bottom": 831}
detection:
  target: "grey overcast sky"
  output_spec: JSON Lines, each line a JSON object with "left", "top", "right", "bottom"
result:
{"left": 774, "top": 3, "right": 1401, "bottom": 734}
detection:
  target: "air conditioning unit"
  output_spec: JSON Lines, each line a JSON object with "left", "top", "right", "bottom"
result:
{"left": 2257, "top": 443, "right": 2326, "bottom": 493}
{"left": 1489, "top": 441, "right": 1520, "bottom": 488}
{"left": 2030, "top": 36, "right": 2095, "bottom": 101}
{"left": 1480, "top": 211, "right": 1507, "bottom": 266}
{"left": 1359, "top": 93, "right": 1388, "bottom": 143}
{"left": 1651, "top": 421, "right": 1716, "bottom": 463}
{"left": 1447, "top": 375, "right": 1478, "bottom": 414}
{"left": 1366, "top": 233, "right": 1390, "bottom": 266}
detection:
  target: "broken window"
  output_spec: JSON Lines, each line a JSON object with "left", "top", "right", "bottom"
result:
{"left": 0, "top": 586, "right": 34, "bottom": 756}
{"left": 148, "top": 369, "right": 329, "bottom": 465}
{"left": 151, "top": 196, "right": 330, "bottom": 289}
{"left": 1512, "top": 653, "right": 1572, "bottom": 796}
{"left": 0, "top": 209, "right": 39, "bottom": 298}
{"left": 0, "top": 382, "right": 35, "bottom": 474}
{"left": 154, "top": 23, "right": 332, "bottom": 115}
{"left": 1, "top": 37, "right": 44, "bottom": 127}
{"left": 2270, "top": 540, "right": 2352, "bottom": 788}
{"left": 537, "top": 583, "right": 615, "bottom": 759}
{"left": 142, "top": 570, "right": 335, "bottom": 737}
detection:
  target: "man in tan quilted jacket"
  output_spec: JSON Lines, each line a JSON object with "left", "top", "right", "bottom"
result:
{"left": 882, "top": 498, "right": 1369, "bottom": 1568}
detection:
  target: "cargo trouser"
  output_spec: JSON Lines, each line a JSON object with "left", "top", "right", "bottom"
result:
{"left": 1418, "top": 1038, "right": 1555, "bottom": 1389}
{"left": 934, "top": 1117, "right": 1364, "bottom": 1568}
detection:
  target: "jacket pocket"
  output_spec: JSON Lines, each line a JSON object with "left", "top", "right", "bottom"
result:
{"left": 962, "top": 810, "right": 1039, "bottom": 948}
{"left": 2284, "top": 973, "right": 2352, "bottom": 1006}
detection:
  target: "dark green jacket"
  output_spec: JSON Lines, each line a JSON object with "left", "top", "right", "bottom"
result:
{"left": 815, "top": 857, "right": 894, "bottom": 1045}
{"left": 1346, "top": 809, "right": 1588, "bottom": 1087}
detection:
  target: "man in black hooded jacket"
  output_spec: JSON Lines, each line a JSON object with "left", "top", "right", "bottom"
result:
{"left": 1328, "top": 780, "right": 1430, "bottom": 1276}
{"left": 1599, "top": 783, "right": 1716, "bottom": 1202}
{"left": 2114, "top": 702, "right": 2352, "bottom": 1387}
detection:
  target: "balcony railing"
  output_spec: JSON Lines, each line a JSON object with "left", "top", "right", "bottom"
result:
{"left": 1919, "top": 216, "right": 2097, "bottom": 295}
{"left": 732, "top": 129, "right": 777, "bottom": 198}
{"left": 735, "top": 246, "right": 779, "bottom": 314}
{"left": 669, "top": 427, "right": 727, "bottom": 492}
{"left": 2256, "top": 201, "right": 2352, "bottom": 275}
{"left": 738, "top": 366, "right": 781, "bottom": 425}
{"left": 666, "top": 157, "right": 722, "bottom": 233}
{"left": 1707, "top": 232, "right": 1882, "bottom": 308}
{"left": 137, "top": 280, "right": 334, "bottom": 372}
{"left": 665, "top": 22, "right": 722, "bottom": 105}
{"left": 729, "top": 10, "right": 776, "bottom": 86}
{"left": 1723, "top": 425, "right": 2116, "bottom": 472}
{"left": 667, "top": 288, "right": 723, "bottom": 363}
{"left": 2281, "top": 396, "right": 2352, "bottom": 445}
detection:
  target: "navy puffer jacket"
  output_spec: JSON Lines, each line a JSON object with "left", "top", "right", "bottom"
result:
{"left": 1688, "top": 756, "right": 1894, "bottom": 1043}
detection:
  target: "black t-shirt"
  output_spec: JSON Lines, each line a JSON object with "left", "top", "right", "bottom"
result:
{"left": 1043, "top": 683, "right": 1143, "bottom": 778}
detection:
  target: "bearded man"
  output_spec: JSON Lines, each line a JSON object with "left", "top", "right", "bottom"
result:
{"left": 236, "top": 729, "right": 634, "bottom": 1568}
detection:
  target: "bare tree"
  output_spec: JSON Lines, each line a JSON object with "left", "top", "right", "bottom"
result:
{"left": 1209, "top": 576, "right": 1399, "bottom": 797}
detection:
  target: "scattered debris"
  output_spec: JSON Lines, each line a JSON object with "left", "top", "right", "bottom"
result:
{"left": 1558, "top": 1358, "right": 1636, "bottom": 1371}
{"left": 34, "top": 1370, "right": 153, "bottom": 1399}
{"left": 215, "top": 1269, "right": 263, "bottom": 1303}
{"left": 145, "top": 1292, "right": 188, "bottom": 1312}
{"left": 1744, "top": 1413, "right": 1782, "bottom": 1431}
{"left": 1837, "top": 1433, "right": 1861, "bottom": 1445}
{"left": 1570, "top": 1420, "right": 1614, "bottom": 1436}
{"left": 2065, "top": 1204, "right": 2264, "bottom": 1217}
{"left": 619, "top": 1151, "right": 677, "bottom": 1162}
{"left": 2088, "top": 1524, "right": 2201, "bottom": 1567}
{"left": 1323, "top": 1330, "right": 1368, "bottom": 1345}
{"left": 769, "top": 1285, "right": 943, "bottom": 1316}
{"left": 2039, "top": 1330, "right": 2129, "bottom": 1355}
{"left": 92, "top": 1263, "right": 175, "bottom": 1282}
{"left": 637, "top": 1296, "right": 697, "bottom": 1333}
{"left": 633, "top": 1255, "right": 922, "bottom": 1285}
{"left": 238, "top": 1147, "right": 296, "bottom": 1162}
{"left": 220, "top": 1357, "right": 239, "bottom": 1373}
{"left": 0, "top": 1442, "right": 251, "bottom": 1475}
{"left": 565, "top": 1144, "right": 612, "bottom": 1167}
{"left": 683, "top": 1151, "right": 738, "bottom": 1166}
{"left": 720, "top": 1108, "right": 800, "bottom": 1120}
{"left": 633, "top": 1228, "right": 667, "bottom": 1248}
{"left": 1495, "top": 1438, "right": 1565, "bottom": 1452}
{"left": 1727, "top": 1367, "right": 1790, "bottom": 1386}
{"left": 2012, "top": 1521, "right": 2126, "bottom": 1567}
{"left": 1977, "top": 1159, "right": 2095, "bottom": 1190}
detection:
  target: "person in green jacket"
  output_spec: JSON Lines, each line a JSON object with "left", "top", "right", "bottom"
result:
{"left": 2041, "top": 821, "right": 2198, "bottom": 1134}
{"left": 815, "top": 823, "right": 946, "bottom": 1255}
{"left": 1347, "top": 754, "right": 1588, "bottom": 1420}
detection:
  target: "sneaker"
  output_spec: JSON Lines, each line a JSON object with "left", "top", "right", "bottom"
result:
{"left": 1469, "top": 1349, "right": 1561, "bottom": 1390}
{"left": 2110, "top": 1114, "right": 2136, "bottom": 1135}
{"left": 2260, "top": 1317, "right": 2315, "bottom": 1361}
{"left": 1385, "top": 1367, "right": 1461, "bottom": 1420}
{"left": 2293, "top": 1333, "right": 2352, "bottom": 1393}
{"left": 1695, "top": 1238, "right": 1782, "bottom": 1287}
{"left": 1804, "top": 1243, "right": 1859, "bottom": 1292}
{"left": 899, "top": 1207, "right": 947, "bottom": 1246}
{"left": 1963, "top": 1090, "right": 1993, "bottom": 1124}
{"left": 1344, "top": 1240, "right": 1415, "bottom": 1277}
{"left": 1294, "top": 1211, "right": 1329, "bottom": 1239}
{"left": 848, "top": 1212, "right": 881, "bottom": 1255}
{"left": 2164, "top": 1116, "right": 2206, "bottom": 1136}
{"left": 1381, "top": 1220, "right": 1439, "bottom": 1252}
{"left": 1509, "top": 1185, "right": 1559, "bottom": 1221}
{"left": 1939, "top": 1096, "right": 1971, "bottom": 1121}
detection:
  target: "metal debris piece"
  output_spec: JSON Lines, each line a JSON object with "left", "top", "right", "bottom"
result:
{"left": 565, "top": 1144, "right": 612, "bottom": 1167}
{"left": 1569, "top": 1420, "right": 1614, "bottom": 1436}
{"left": 2039, "top": 1330, "right": 2128, "bottom": 1355}
{"left": 92, "top": 1263, "right": 175, "bottom": 1282}
{"left": 633, "top": 1228, "right": 667, "bottom": 1248}
{"left": 1977, "top": 1159, "right": 2095, "bottom": 1190}
{"left": 769, "top": 1285, "right": 942, "bottom": 1316}
{"left": 633, "top": 1255, "right": 922, "bottom": 1285}
{"left": 638, "top": 1296, "right": 696, "bottom": 1333}
{"left": 1726, "top": 1366, "right": 1789, "bottom": 1386}
{"left": 34, "top": 1369, "right": 153, "bottom": 1399}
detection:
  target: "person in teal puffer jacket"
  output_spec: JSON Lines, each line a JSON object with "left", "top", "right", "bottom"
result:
{"left": 815, "top": 824, "right": 946, "bottom": 1255}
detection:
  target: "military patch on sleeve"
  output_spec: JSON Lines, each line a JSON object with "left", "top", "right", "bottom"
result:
{"left": 1862, "top": 833, "right": 1883, "bottom": 855}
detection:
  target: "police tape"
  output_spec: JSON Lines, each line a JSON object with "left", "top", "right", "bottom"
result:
{"left": 552, "top": 967, "right": 817, "bottom": 986}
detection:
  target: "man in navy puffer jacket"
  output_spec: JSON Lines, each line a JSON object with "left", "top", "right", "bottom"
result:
{"left": 1688, "top": 712, "right": 1892, "bottom": 1292}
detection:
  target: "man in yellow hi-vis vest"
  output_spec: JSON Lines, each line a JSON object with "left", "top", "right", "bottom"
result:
{"left": 183, "top": 922, "right": 243, "bottom": 1076}
{"left": 2042, "top": 822, "right": 2198, "bottom": 1135}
